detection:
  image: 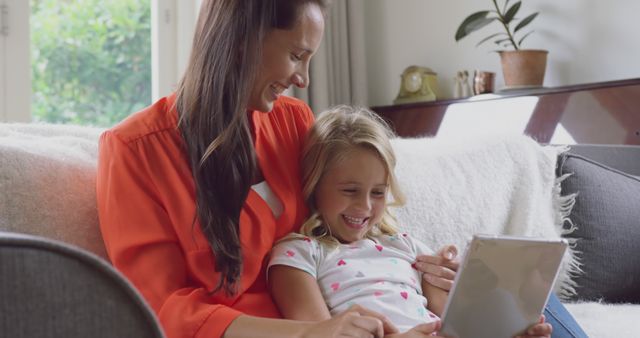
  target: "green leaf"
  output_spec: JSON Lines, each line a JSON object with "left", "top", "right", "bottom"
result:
{"left": 503, "top": 0, "right": 511, "bottom": 14}
{"left": 518, "top": 30, "right": 535, "bottom": 46}
{"left": 455, "top": 11, "right": 496, "bottom": 41}
{"left": 495, "top": 38, "right": 512, "bottom": 45}
{"left": 514, "top": 12, "right": 539, "bottom": 33}
{"left": 503, "top": 1, "right": 521, "bottom": 24}
{"left": 475, "top": 32, "right": 506, "bottom": 47}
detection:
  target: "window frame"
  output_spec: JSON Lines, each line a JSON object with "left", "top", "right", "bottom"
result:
{"left": 153, "top": 0, "right": 200, "bottom": 102}
{"left": 1, "top": 0, "right": 30, "bottom": 122}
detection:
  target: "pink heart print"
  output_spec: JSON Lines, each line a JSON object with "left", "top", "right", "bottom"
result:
{"left": 337, "top": 259, "right": 346, "bottom": 266}
{"left": 400, "top": 291, "right": 408, "bottom": 300}
{"left": 331, "top": 282, "right": 340, "bottom": 291}
{"left": 375, "top": 245, "right": 383, "bottom": 252}
{"left": 286, "top": 250, "right": 295, "bottom": 257}
{"left": 374, "top": 291, "right": 384, "bottom": 297}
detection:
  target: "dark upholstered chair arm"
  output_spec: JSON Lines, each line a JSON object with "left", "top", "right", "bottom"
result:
{"left": 0, "top": 231, "right": 165, "bottom": 338}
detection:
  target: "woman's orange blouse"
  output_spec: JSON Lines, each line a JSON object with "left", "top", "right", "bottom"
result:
{"left": 96, "top": 94, "right": 314, "bottom": 338}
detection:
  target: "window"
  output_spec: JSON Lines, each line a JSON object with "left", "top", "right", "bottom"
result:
{"left": 0, "top": 0, "right": 199, "bottom": 126}
{"left": 30, "top": 0, "right": 152, "bottom": 126}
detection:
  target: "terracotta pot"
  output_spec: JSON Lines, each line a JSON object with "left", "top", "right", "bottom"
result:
{"left": 499, "top": 49, "right": 548, "bottom": 87}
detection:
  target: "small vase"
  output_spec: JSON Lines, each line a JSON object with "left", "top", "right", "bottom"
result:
{"left": 499, "top": 49, "right": 548, "bottom": 87}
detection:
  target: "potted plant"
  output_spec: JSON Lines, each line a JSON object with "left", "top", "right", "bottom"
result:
{"left": 455, "top": 0, "right": 547, "bottom": 88}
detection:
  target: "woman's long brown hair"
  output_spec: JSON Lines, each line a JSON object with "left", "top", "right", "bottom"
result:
{"left": 176, "top": 0, "right": 328, "bottom": 296}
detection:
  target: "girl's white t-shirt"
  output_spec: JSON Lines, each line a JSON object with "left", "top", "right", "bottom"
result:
{"left": 268, "top": 233, "right": 440, "bottom": 332}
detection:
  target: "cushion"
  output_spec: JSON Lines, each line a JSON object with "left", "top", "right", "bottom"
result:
{"left": 0, "top": 123, "right": 108, "bottom": 259}
{"left": 558, "top": 153, "right": 640, "bottom": 303}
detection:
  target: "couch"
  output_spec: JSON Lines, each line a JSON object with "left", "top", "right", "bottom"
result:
{"left": 0, "top": 124, "right": 166, "bottom": 338}
{"left": 1, "top": 122, "right": 639, "bottom": 337}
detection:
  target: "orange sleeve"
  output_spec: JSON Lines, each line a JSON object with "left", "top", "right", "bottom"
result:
{"left": 294, "top": 99, "right": 315, "bottom": 136}
{"left": 96, "top": 131, "right": 241, "bottom": 338}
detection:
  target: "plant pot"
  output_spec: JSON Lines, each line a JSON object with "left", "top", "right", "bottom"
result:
{"left": 499, "top": 49, "right": 548, "bottom": 87}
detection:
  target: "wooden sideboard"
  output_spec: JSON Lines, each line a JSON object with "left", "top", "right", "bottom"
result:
{"left": 371, "top": 78, "right": 640, "bottom": 145}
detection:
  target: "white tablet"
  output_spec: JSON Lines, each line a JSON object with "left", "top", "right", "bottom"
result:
{"left": 439, "top": 234, "right": 568, "bottom": 338}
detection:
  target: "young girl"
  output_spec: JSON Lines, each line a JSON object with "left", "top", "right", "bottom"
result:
{"left": 268, "top": 106, "right": 452, "bottom": 336}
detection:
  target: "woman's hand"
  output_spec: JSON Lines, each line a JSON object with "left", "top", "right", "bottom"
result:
{"left": 384, "top": 321, "right": 444, "bottom": 338}
{"left": 514, "top": 315, "right": 553, "bottom": 338}
{"left": 414, "top": 245, "right": 459, "bottom": 291}
{"left": 303, "top": 304, "right": 398, "bottom": 338}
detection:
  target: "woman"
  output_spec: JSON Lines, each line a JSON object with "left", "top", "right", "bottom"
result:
{"left": 96, "top": 1, "right": 581, "bottom": 337}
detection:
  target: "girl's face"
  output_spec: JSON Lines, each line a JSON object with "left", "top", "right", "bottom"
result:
{"left": 314, "top": 148, "right": 389, "bottom": 244}
{"left": 248, "top": 4, "right": 325, "bottom": 112}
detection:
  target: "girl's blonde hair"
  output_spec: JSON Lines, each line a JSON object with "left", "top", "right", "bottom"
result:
{"left": 298, "top": 105, "right": 406, "bottom": 246}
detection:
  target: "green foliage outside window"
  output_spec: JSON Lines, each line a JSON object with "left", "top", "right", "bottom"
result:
{"left": 31, "top": 0, "right": 151, "bottom": 127}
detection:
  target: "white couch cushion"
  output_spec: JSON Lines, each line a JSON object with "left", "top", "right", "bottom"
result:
{"left": 0, "top": 123, "right": 107, "bottom": 259}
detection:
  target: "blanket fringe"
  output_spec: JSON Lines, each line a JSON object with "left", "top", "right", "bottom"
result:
{"left": 553, "top": 148, "right": 583, "bottom": 300}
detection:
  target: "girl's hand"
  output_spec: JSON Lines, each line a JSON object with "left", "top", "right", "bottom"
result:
{"left": 514, "top": 315, "right": 553, "bottom": 338}
{"left": 414, "top": 245, "right": 459, "bottom": 291}
{"left": 304, "top": 304, "right": 398, "bottom": 338}
{"left": 385, "top": 321, "right": 444, "bottom": 338}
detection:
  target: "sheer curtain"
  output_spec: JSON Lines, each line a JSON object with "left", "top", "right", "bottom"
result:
{"left": 292, "top": 0, "right": 368, "bottom": 114}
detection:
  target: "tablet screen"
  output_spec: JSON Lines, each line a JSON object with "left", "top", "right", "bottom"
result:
{"left": 439, "top": 234, "right": 568, "bottom": 338}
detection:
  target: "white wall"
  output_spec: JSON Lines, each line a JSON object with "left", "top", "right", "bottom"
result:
{"left": 364, "top": 0, "right": 640, "bottom": 107}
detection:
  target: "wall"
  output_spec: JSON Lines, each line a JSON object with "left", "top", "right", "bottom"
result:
{"left": 364, "top": 0, "right": 640, "bottom": 107}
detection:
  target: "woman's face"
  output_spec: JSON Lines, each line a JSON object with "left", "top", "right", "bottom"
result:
{"left": 314, "top": 148, "right": 389, "bottom": 244}
{"left": 248, "top": 3, "right": 325, "bottom": 112}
